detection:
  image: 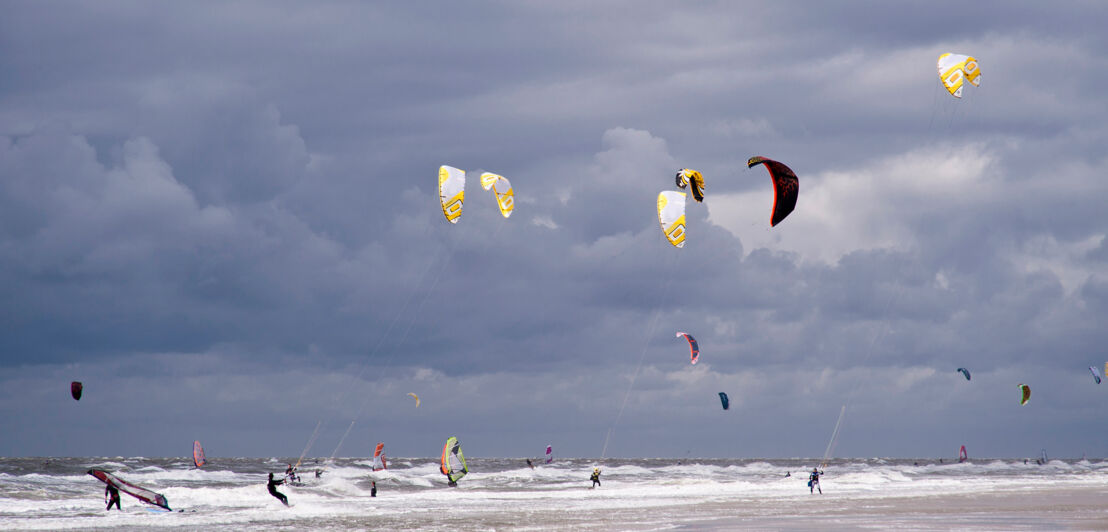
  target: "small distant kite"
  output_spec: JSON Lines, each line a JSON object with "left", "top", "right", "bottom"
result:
{"left": 1089, "top": 366, "right": 1101, "bottom": 385}
{"left": 70, "top": 381, "right": 83, "bottom": 401}
{"left": 956, "top": 368, "right": 971, "bottom": 381}
{"left": 676, "top": 332, "right": 699, "bottom": 365}
{"left": 408, "top": 392, "right": 421, "bottom": 407}
{"left": 1018, "top": 383, "right": 1031, "bottom": 405}
{"left": 718, "top": 392, "right": 730, "bottom": 410}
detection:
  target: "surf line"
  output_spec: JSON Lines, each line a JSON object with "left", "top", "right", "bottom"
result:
{"left": 600, "top": 250, "right": 683, "bottom": 460}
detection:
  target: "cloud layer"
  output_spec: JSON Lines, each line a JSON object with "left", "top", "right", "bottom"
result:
{"left": 1, "top": 2, "right": 1106, "bottom": 459}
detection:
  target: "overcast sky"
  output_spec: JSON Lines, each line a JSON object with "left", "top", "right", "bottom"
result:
{"left": 2, "top": 1, "right": 1107, "bottom": 460}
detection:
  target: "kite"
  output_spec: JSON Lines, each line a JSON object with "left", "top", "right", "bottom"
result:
{"left": 657, "top": 191, "right": 687, "bottom": 248}
{"left": 1018, "top": 383, "right": 1031, "bottom": 405}
{"left": 479, "top": 172, "right": 515, "bottom": 218}
{"left": 675, "top": 169, "right": 705, "bottom": 202}
{"left": 937, "top": 53, "right": 980, "bottom": 98}
{"left": 676, "top": 332, "right": 699, "bottom": 365}
{"left": 747, "top": 156, "right": 799, "bottom": 227}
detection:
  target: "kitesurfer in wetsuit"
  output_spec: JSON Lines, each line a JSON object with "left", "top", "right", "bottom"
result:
{"left": 105, "top": 483, "right": 121, "bottom": 511}
{"left": 285, "top": 464, "right": 300, "bottom": 484}
{"left": 371, "top": 481, "right": 377, "bottom": 497}
{"left": 526, "top": 458, "right": 534, "bottom": 469}
{"left": 267, "top": 473, "right": 289, "bottom": 506}
{"left": 808, "top": 468, "right": 822, "bottom": 494}
{"left": 590, "top": 467, "right": 601, "bottom": 488}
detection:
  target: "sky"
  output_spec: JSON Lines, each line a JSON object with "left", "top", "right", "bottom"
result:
{"left": 1, "top": 1, "right": 1107, "bottom": 460}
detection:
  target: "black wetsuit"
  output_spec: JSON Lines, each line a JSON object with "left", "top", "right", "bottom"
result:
{"left": 105, "top": 485, "right": 121, "bottom": 511}
{"left": 590, "top": 470, "right": 601, "bottom": 487}
{"left": 268, "top": 475, "right": 289, "bottom": 506}
{"left": 371, "top": 482, "right": 377, "bottom": 497}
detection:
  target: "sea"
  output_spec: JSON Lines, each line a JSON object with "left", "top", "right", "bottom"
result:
{"left": 3, "top": 456, "right": 1107, "bottom": 531}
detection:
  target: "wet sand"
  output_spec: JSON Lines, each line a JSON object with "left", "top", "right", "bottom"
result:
{"left": 678, "top": 485, "right": 1108, "bottom": 531}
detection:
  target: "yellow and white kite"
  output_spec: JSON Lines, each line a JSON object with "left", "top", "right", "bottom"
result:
{"left": 657, "top": 191, "right": 687, "bottom": 248}
{"left": 479, "top": 172, "right": 515, "bottom": 218}
{"left": 438, "top": 165, "right": 466, "bottom": 223}
{"left": 937, "top": 53, "right": 980, "bottom": 98}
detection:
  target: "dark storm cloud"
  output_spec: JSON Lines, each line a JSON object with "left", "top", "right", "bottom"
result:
{"left": 1, "top": 1, "right": 1106, "bottom": 458}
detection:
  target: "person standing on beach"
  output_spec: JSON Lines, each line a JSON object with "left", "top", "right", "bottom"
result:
{"left": 808, "top": 468, "right": 822, "bottom": 494}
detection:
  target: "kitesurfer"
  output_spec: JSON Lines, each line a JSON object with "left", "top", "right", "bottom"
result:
{"left": 785, "top": 471, "right": 791, "bottom": 478}
{"left": 371, "top": 481, "right": 377, "bottom": 497}
{"left": 315, "top": 469, "right": 322, "bottom": 478}
{"left": 590, "top": 467, "right": 602, "bottom": 488}
{"left": 808, "top": 468, "right": 822, "bottom": 494}
{"left": 285, "top": 464, "right": 300, "bottom": 484}
{"left": 267, "top": 473, "right": 289, "bottom": 506}
{"left": 526, "top": 458, "right": 534, "bottom": 469}
{"left": 105, "top": 483, "right": 121, "bottom": 511}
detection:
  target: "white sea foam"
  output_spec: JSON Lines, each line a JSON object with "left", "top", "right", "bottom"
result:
{"left": 3, "top": 457, "right": 1108, "bottom": 530}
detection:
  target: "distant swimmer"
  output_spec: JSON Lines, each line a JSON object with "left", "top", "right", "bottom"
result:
{"left": 371, "top": 481, "right": 377, "bottom": 497}
{"left": 105, "top": 483, "right": 121, "bottom": 511}
{"left": 808, "top": 468, "right": 822, "bottom": 494}
{"left": 526, "top": 458, "right": 534, "bottom": 469}
{"left": 590, "top": 467, "right": 602, "bottom": 488}
{"left": 267, "top": 473, "right": 289, "bottom": 506}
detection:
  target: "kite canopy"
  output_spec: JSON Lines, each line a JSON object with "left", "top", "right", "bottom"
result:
{"left": 747, "top": 156, "right": 799, "bottom": 227}
{"left": 937, "top": 53, "right": 980, "bottom": 98}
{"left": 676, "top": 332, "right": 699, "bottom": 365}
{"left": 1090, "top": 366, "right": 1102, "bottom": 385}
{"left": 1018, "top": 383, "right": 1031, "bottom": 405}
{"left": 70, "top": 381, "right": 83, "bottom": 401}
{"left": 408, "top": 392, "right": 421, "bottom": 407}
{"left": 675, "top": 169, "right": 705, "bottom": 202}
{"left": 479, "top": 172, "right": 515, "bottom": 218}
{"left": 441, "top": 436, "right": 467, "bottom": 483}
{"left": 193, "top": 441, "right": 206, "bottom": 468}
{"left": 438, "top": 165, "right": 466, "bottom": 223}
{"left": 956, "top": 368, "right": 971, "bottom": 381}
{"left": 718, "top": 392, "right": 730, "bottom": 410}
{"left": 657, "top": 191, "right": 687, "bottom": 248}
